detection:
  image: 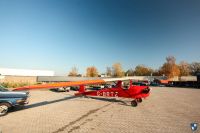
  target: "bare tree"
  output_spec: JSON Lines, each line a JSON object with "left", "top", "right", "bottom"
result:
{"left": 86, "top": 66, "right": 98, "bottom": 77}
{"left": 112, "top": 63, "right": 124, "bottom": 77}
{"left": 68, "top": 66, "right": 78, "bottom": 77}
{"left": 152, "top": 69, "right": 161, "bottom": 76}
{"left": 106, "top": 67, "right": 112, "bottom": 77}
{"left": 189, "top": 62, "right": 200, "bottom": 75}
{"left": 159, "top": 56, "right": 180, "bottom": 78}
{"left": 166, "top": 56, "right": 176, "bottom": 64}
{"left": 125, "top": 69, "right": 134, "bottom": 76}
{"left": 179, "top": 61, "right": 190, "bottom": 76}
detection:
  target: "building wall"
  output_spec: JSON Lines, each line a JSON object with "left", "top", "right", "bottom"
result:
{"left": 0, "top": 75, "right": 197, "bottom": 84}
{"left": 37, "top": 76, "right": 102, "bottom": 82}
{"left": 37, "top": 76, "right": 167, "bottom": 82}
{"left": 179, "top": 76, "right": 197, "bottom": 81}
{"left": 0, "top": 68, "right": 54, "bottom": 76}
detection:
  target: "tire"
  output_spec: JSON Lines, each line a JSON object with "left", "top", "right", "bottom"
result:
{"left": 136, "top": 98, "right": 142, "bottom": 103}
{"left": 131, "top": 100, "right": 138, "bottom": 107}
{"left": 0, "top": 103, "right": 11, "bottom": 116}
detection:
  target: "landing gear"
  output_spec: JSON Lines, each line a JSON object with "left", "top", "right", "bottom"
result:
{"left": 131, "top": 100, "right": 138, "bottom": 107}
{"left": 136, "top": 98, "right": 142, "bottom": 103}
{"left": 131, "top": 98, "right": 142, "bottom": 107}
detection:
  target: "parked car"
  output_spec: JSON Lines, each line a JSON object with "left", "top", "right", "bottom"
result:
{"left": 0, "top": 85, "right": 29, "bottom": 116}
{"left": 50, "top": 87, "right": 70, "bottom": 92}
{"left": 88, "top": 86, "right": 102, "bottom": 90}
{"left": 104, "top": 84, "right": 112, "bottom": 88}
{"left": 70, "top": 86, "right": 79, "bottom": 91}
{"left": 150, "top": 82, "right": 160, "bottom": 86}
{"left": 150, "top": 82, "right": 166, "bottom": 87}
{"left": 133, "top": 82, "right": 148, "bottom": 86}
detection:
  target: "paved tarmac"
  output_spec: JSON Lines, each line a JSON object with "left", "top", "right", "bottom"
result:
{"left": 0, "top": 87, "right": 200, "bottom": 133}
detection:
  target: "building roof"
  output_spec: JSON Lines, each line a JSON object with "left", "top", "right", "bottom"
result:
{"left": 0, "top": 68, "right": 55, "bottom": 76}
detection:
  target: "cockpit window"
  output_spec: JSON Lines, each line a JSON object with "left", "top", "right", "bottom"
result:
{"left": 123, "top": 82, "right": 130, "bottom": 89}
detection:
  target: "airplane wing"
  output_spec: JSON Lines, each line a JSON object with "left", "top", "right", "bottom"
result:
{"left": 13, "top": 77, "right": 136, "bottom": 91}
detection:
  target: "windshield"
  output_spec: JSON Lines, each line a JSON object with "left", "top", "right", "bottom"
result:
{"left": 0, "top": 85, "right": 9, "bottom": 92}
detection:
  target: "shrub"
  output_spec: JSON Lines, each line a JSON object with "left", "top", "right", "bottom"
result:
{"left": 1, "top": 82, "right": 31, "bottom": 88}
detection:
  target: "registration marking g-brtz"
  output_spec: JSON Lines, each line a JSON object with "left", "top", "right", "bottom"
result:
{"left": 97, "top": 91, "right": 118, "bottom": 97}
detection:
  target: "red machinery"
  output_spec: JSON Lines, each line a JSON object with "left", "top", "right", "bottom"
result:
{"left": 14, "top": 78, "right": 150, "bottom": 107}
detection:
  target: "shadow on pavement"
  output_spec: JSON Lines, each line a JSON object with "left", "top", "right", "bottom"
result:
{"left": 10, "top": 95, "right": 132, "bottom": 113}
{"left": 86, "top": 96, "right": 131, "bottom": 107}
{"left": 10, "top": 95, "right": 79, "bottom": 113}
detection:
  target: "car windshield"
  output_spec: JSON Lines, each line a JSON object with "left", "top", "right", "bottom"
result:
{"left": 0, "top": 85, "right": 9, "bottom": 92}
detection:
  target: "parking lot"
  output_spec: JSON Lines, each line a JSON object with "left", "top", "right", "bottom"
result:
{"left": 0, "top": 87, "right": 200, "bottom": 133}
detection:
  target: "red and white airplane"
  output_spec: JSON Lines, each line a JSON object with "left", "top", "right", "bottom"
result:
{"left": 14, "top": 77, "right": 150, "bottom": 107}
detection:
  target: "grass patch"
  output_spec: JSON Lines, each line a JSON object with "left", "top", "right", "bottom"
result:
{"left": 1, "top": 82, "right": 35, "bottom": 88}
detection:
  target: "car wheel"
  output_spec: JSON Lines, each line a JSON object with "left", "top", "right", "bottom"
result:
{"left": 0, "top": 103, "right": 11, "bottom": 116}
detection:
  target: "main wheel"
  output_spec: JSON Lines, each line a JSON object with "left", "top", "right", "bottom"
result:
{"left": 136, "top": 98, "right": 142, "bottom": 103}
{"left": 131, "top": 100, "right": 138, "bottom": 107}
{"left": 0, "top": 103, "right": 11, "bottom": 116}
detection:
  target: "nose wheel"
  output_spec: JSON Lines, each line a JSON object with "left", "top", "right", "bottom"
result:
{"left": 131, "top": 98, "right": 142, "bottom": 107}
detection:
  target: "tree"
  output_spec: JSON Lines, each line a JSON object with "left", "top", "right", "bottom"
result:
{"left": 152, "top": 69, "right": 162, "bottom": 76}
{"left": 86, "top": 66, "right": 98, "bottom": 77}
{"left": 68, "top": 66, "right": 78, "bottom": 77}
{"left": 189, "top": 62, "right": 200, "bottom": 75}
{"left": 134, "top": 65, "right": 153, "bottom": 76}
{"left": 106, "top": 67, "right": 112, "bottom": 77}
{"left": 166, "top": 56, "right": 176, "bottom": 64}
{"left": 179, "top": 61, "right": 190, "bottom": 76}
{"left": 125, "top": 69, "right": 134, "bottom": 76}
{"left": 112, "top": 63, "right": 124, "bottom": 77}
{"left": 159, "top": 56, "right": 180, "bottom": 78}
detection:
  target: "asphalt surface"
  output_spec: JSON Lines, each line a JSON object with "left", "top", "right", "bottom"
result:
{"left": 0, "top": 87, "right": 200, "bottom": 133}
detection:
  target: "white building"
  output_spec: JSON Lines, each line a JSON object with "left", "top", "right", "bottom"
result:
{"left": 0, "top": 68, "right": 55, "bottom": 76}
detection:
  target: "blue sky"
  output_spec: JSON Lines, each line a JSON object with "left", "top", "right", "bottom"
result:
{"left": 0, "top": 0, "right": 200, "bottom": 75}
